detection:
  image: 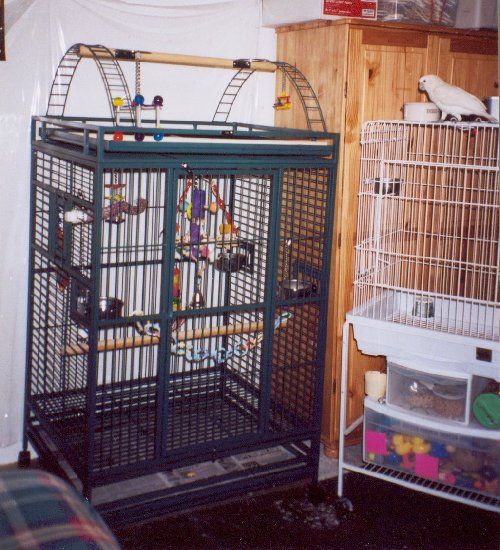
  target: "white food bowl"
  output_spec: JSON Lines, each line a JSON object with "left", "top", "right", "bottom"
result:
{"left": 403, "top": 102, "right": 440, "bottom": 122}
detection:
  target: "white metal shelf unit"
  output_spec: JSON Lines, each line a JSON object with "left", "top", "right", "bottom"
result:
{"left": 337, "top": 121, "right": 499, "bottom": 514}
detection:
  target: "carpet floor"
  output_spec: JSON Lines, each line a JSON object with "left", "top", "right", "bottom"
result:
{"left": 114, "top": 472, "right": 499, "bottom": 550}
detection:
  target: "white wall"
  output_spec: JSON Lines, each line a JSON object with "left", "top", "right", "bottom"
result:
{"left": 0, "top": 0, "right": 276, "bottom": 464}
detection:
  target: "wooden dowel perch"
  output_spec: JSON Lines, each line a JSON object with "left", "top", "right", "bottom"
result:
{"left": 63, "top": 320, "right": 272, "bottom": 357}
{"left": 78, "top": 45, "right": 277, "bottom": 73}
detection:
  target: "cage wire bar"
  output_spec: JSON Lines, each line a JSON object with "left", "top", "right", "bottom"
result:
{"left": 353, "top": 121, "right": 499, "bottom": 342}
{"left": 24, "top": 115, "right": 338, "bottom": 524}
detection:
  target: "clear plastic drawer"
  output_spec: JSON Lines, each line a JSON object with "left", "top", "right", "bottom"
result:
{"left": 386, "top": 362, "right": 492, "bottom": 425}
{"left": 364, "top": 399, "right": 500, "bottom": 498}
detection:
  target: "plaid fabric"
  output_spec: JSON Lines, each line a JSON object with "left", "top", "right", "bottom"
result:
{"left": 0, "top": 469, "right": 120, "bottom": 549}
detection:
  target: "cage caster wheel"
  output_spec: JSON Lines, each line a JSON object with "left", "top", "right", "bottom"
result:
{"left": 18, "top": 450, "right": 31, "bottom": 468}
{"left": 335, "top": 496, "right": 353, "bottom": 518}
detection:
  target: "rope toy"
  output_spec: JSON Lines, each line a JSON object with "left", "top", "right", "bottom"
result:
{"left": 171, "top": 312, "right": 291, "bottom": 364}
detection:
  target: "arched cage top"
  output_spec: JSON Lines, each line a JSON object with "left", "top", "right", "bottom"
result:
{"left": 46, "top": 44, "right": 327, "bottom": 131}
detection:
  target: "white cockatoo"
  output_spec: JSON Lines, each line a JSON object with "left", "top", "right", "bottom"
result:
{"left": 418, "top": 75, "right": 497, "bottom": 122}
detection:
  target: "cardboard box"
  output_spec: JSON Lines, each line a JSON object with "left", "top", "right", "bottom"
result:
{"left": 262, "top": 0, "right": 377, "bottom": 28}
{"left": 324, "top": 0, "right": 377, "bottom": 19}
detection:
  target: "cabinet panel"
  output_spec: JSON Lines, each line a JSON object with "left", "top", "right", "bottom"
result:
{"left": 275, "top": 25, "right": 348, "bottom": 134}
{"left": 360, "top": 46, "right": 429, "bottom": 123}
{"left": 437, "top": 37, "right": 499, "bottom": 96}
{"left": 337, "top": 34, "right": 432, "bottom": 451}
{"left": 442, "top": 55, "right": 498, "bottom": 98}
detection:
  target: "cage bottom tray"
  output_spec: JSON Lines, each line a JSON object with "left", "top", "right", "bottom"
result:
{"left": 28, "top": 375, "right": 306, "bottom": 475}
{"left": 349, "top": 291, "right": 499, "bottom": 377}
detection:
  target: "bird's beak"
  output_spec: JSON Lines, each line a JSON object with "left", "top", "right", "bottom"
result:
{"left": 418, "top": 82, "right": 425, "bottom": 91}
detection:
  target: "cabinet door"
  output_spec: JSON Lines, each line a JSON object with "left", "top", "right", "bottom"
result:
{"left": 349, "top": 27, "right": 432, "bottom": 123}
{"left": 437, "top": 35, "right": 498, "bottom": 98}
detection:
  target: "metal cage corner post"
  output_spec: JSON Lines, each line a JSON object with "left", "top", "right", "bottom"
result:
{"left": 338, "top": 120, "right": 500, "bottom": 514}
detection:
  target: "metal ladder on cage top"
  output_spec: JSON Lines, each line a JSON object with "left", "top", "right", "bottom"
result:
{"left": 46, "top": 44, "right": 135, "bottom": 123}
{"left": 212, "top": 61, "right": 327, "bottom": 132}
{"left": 212, "top": 67, "right": 255, "bottom": 124}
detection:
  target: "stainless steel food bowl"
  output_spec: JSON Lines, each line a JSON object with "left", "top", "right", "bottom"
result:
{"left": 215, "top": 252, "right": 247, "bottom": 273}
{"left": 373, "top": 178, "right": 401, "bottom": 195}
{"left": 78, "top": 296, "right": 123, "bottom": 321}
{"left": 96, "top": 297, "right": 123, "bottom": 320}
{"left": 280, "top": 279, "right": 313, "bottom": 299}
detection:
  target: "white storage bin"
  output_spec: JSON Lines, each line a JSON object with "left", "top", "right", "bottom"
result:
{"left": 455, "top": 0, "right": 498, "bottom": 29}
{"left": 386, "top": 362, "right": 492, "bottom": 424}
{"left": 363, "top": 399, "right": 500, "bottom": 498}
{"left": 377, "top": 0, "right": 458, "bottom": 26}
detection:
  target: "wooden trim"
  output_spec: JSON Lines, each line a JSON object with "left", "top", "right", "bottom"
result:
{"left": 274, "top": 18, "right": 498, "bottom": 41}
{"left": 450, "top": 37, "right": 498, "bottom": 56}
{"left": 362, "top": 28, "right": 428, "bottom": 48}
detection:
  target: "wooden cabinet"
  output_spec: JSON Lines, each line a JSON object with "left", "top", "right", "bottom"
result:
{"left": 274, "top": 19, "right": 498, "bottom": 457}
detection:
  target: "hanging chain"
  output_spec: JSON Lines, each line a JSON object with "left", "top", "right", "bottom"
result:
{"left": 283, "top": 239, "right": 291, "bottom": 281}
{"left": 281, "top": 67, "right": 286, "bottom": 92}
{"left": 135, "top": 52, "right": 141, "bottom": 97}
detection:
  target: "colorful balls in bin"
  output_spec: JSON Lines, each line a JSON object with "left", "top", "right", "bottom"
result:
{"left": 392, "top": 434, "right": 412, "bottom": 455}
{"left": 480, "top": 465, "right": 498, "bottom": 482}
{"left": 411, "top": 436, "right": 431, "bottom": 454}
{"left": 442, "top": 472, "right": 456, "bottom": 485}
{"left": 384, "top": 451, "right": 400, "bottom": 466}
{"left": 430, "top": 442, "right": 448, "bottom": 459}
{"left": 455, "top": 476, "right": 474, "bottom": 489}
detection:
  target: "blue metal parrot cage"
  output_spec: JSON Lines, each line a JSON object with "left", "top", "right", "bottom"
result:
{"left": 21, "top": 44, "right": 339, "bottom": 525}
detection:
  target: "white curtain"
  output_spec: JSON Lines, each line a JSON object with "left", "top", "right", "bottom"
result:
{"left": 0, "top": 0, "right": 276, "bottom": 463}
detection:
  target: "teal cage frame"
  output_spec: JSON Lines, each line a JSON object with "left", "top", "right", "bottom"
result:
{"left": 22, "top": 45, "right": 338, "bottom": 525}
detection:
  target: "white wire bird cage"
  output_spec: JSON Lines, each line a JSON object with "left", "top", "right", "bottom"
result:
{"left": 353, "top": 121, "right": 499, "bottom": 348}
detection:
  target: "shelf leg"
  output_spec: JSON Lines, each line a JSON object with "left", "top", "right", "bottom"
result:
{"left": 337, "top": 320, "right": 351, "bottom": 498}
